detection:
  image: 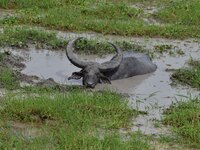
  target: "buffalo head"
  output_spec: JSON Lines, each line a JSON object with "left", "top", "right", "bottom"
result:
{"left": 66, "top": 37, "right": 122, "bottom": 88}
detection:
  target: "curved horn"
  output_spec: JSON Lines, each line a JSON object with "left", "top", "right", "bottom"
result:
{"left": 66, "top": 37, "right": 90, "bottom": 68}
{"left": 99, "top": 42, "right": 122, "bottom": 72}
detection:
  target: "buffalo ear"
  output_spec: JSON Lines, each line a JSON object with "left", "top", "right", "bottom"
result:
{"left": 99, "top": 75, "right": 111, "bottom": 84}
{"left": 68, "top": 71, "right": 83, "bottom": 80}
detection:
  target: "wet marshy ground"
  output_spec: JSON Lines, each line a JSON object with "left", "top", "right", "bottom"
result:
{"left": 8, "top": 35, "right": 200, "bottom": 135}
{"left": 1, "top": 1, "right": 200, "bottom": 148}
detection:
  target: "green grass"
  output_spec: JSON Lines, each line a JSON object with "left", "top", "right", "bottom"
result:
{"left": 0, "top": 0, "right": 200, "bottom": 38}
{"left": 0, "top": 53, "right": 19, "bottom": 89}
{"left": 0, "top": 0, "right": 64, "bottom": 9}
{"left": 14, "top": 2, "right": 143, "bottom": 35}
{"left": 0, "top": 88, "right": 149, "bottom": 149}
{"left": 75, "top": 38, "right": 147, "bottom": 55}
{"left": 0, "top": 26, "right": 67, "bottom": 49}
{"left": 163, "top": 97, "right": 200, "bottom": 148}
{"left": 171, "top": 59, "right": 200, "bottom": 89}
{"left": 0, "top": 0, "right": 143, "bottom": 9}
{"left": 0, "top": 26, "right": 148, "bottom": 55}
{"left": 0, "top": 67, "right": 18, "bottom": 89}
{"left": 157, "top": 0, "right": 200, "bottom": 26}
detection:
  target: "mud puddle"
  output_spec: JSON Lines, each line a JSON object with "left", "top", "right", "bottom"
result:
{"left": 10, "top": 37, "right": 200, "bottom": 135}
{"left": 103, "top": 38, "right": 200, "bottom": 135}
{"left": 11, "top": 46, "right": 112, "bottom": 85}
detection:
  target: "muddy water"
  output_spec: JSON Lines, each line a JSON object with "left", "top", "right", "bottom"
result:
{"left": 11, "top": 37, "right": 200, "bottom": 135}
{"left": 99, "top": 38, "right": 200, "bottom": 135}
{"left": 12, "top": 47, "right": 80, "bottom": 85}
{"left": 12, "top": 46, "right": 112, "bottom": 85}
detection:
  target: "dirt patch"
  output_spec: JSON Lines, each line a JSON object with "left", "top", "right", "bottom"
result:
{"left": 10, "top": 122, "right": 45, "bottom": 139}
{"left": 130, "top": 3, "right": 164, "bottom": 26}
{"left": 151, "top": 141, "right": 195, "bottom": 150}
{"left": 0, "top": 51, "right": 24, "bottom": 69}
{"left": 0, "top": 88, "right": 5, "bottom": 97}
{"left": 0, "top": 9, "right": 15, "bottom": 19}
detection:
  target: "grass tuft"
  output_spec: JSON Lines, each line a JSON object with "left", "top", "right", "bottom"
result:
{"left": 0, "top": 52, "right": 19, "bottom": 89}
{"left": 0, "top": 67, "right": 18, "bottom": 89}
{"left": 0, "top": 27, "right": 67, "bottom": 49}
{"left": 163, "top": 97, "right": 200, "bottom": 148}
{"left": 171, "top": 59, "right": 200, "bottom": 89}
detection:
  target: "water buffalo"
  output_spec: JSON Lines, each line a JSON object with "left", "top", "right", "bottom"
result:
{"left": 66, "top": 37, "right": 157, "bottom": 88}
